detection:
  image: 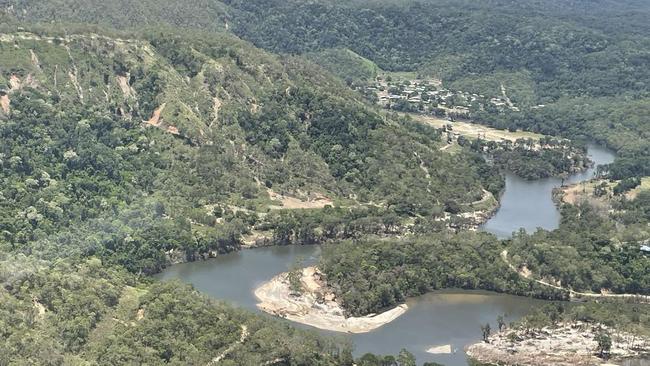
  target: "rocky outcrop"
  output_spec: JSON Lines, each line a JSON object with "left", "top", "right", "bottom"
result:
{"left": 466, "top": 322, "right": 650, "bottom": 366}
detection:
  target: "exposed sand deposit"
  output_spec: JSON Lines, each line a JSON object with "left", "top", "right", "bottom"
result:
{"left": 254, "top": 266, "right": 407, "bottom": 333}
{"left": 427, "top": 344, "right": 453, "bottom": 354}
{"left": 466, "top": 322, "right": 650, "bottom": 366}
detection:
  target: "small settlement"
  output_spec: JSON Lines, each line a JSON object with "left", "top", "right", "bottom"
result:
{"left": 366, "top": 76, "right": 522, "bottom": 119}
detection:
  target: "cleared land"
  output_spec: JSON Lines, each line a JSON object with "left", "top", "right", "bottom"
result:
{"left": 466, "top": 322, "right": 650, "bottom": 366}
{"left": 407, "top": 113, "right": 545, "bottom": 142}
{"left": 626, "top": 177, "right": 650, "bottom": 200}
{"left": 559, "top": 177, "right": 650, "bottom": 206}
{"left": 267, "top": 189, "right": 333, "bottom": 210}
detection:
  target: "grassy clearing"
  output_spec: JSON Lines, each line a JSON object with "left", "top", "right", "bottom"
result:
{"left": 561, "top": 177, "right": 650, "bottom": 206}
{"left": 561, "top": 179, "right": 614, "bottom": 205}
{"left": 407, "top": 113, "right": 545, "bottom": 142}
{"left": 626, "top": 176, "right": 650, "bottom": 199}
{"left": 379, "top": 70, "right": 418, "bottom": 81}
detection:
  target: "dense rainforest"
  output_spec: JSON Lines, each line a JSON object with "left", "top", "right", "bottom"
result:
{"left": 0, "top": 0, "right": 649, "bottom": 365}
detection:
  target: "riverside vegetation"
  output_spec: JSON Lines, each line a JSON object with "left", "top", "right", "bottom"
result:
{"left": 0, "top": 21, "right": 498, "bottom": 365}
{"left": 1, "top": 0, "right": 649, "bottom": 365}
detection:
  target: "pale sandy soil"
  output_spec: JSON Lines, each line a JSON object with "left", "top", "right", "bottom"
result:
{"left": 267, "top": 189, "right": 333, "bottom": 210}
{"left": 143, "top": 103, "right": 180, "bottom": 135}
{"left": 408, "top": 113, "right": 544, "bottom": 142}
{"left": 470, "top": 189, "right": 495, "bottom": 206}
{"left": 427, "top": 344, "right": 453, "bottom": 354}
{"left": 560, "top": 179, "right": 615, "bottom": 206}
{"left": 466, "top": 322, "right": 650, "bottom": 366}
{"left": 254, "top": 266, "right": 408, "bottom": 333}
{"left": 240, "top": 231, "right": 271, "bottom": 248}
{"left": 0, "top": 94, "right": 9, "bottom": 114}
{"left": 560, "top": 177, "right": 650, "bottom": 205}
{"left": 9, "top": 75, "right": 22, "bottom": 91}
{"left": 117, "top": 74, "right": 136, "bottom": 98}
{"left": 145, "top": 103, "right": 166, "bottom": 126}
{"left": 626, "top": 177, "right": 650, "bottom": 200}
{"left": 439, "top": 143, "right": 454, "bottom": 151}
{"left": 30, "top": 49, "right": 41, "bottom": 70}
{"left": 32, "top": 297, "right": 46, "bottom": 319}
{"left": 210, "top": 96, "right": 222, "bottom": 128}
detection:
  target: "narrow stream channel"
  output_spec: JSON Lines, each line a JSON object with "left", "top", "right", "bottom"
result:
{"left": 158, "top": 143, "right": 616, "bottom": 365}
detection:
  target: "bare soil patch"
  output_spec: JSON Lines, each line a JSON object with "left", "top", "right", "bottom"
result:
{"left": 409, "top": 113, "right": 544, "bottom": 142}
{"left": 255, "top": 267, "right": 407, "bottom": 333}
{"left": 467, "top": 322, "right": 650, "bottom": 366}
{"left": 0, "top": 94, "right": 9, "bottom": 114}
{"left": 267, "top": 189, "right": 333, "bottom": 210}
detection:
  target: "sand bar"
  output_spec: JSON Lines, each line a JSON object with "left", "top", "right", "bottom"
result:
{"left": 254, "top": 266, "right": 407, "bottom": 333}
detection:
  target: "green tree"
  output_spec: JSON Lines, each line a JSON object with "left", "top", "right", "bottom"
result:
{"left": 595, "top": 332, "right": 612, "bottom": 359}
{"left": 397, "top": 349, "right": 416, "bottom": 366}
{"left": 497, "top": 315, "right": 506, "bottom": 332}
{"left": 481, "top": 323, "right": 491, "bottom": 342}
{"left": 287, "top": 257, "right": 304, "bottom": 296}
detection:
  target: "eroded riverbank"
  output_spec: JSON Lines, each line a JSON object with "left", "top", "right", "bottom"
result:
{"left": 157, "top": 144, "right": 623, "bottom": 365}
{"left": 254, "top": 266, "right": 407, "bottom": 333}
{"left": 466, "top": 322, "right": 650, "bottom": 366}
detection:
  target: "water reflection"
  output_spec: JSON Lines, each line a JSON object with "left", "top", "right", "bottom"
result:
{"left": 158, "top": 246, "right": 543, "bottom": 365}
{"left": 483, "top": 143, "right": 615, "bottom": 238}
{"left": 158, "top": 143, "right": 618, "bottom": 365}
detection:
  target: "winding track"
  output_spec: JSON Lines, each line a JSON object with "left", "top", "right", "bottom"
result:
{"left": 500, "top": 250, "right": 650, "bottom": 303}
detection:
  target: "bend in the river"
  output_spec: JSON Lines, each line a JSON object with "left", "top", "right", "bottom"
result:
{"left": 158, "top": 143, "right": 616, "bottom": 365}
{"left": 482, "top": 142, "right": 615, "bottom": 238}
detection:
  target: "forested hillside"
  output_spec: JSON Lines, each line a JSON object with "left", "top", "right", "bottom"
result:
{"left": 0, "top": 253, "right": 362, "bottom": 365}
{"left": 0, "top": 24, "right": 498, "bottom": 272}
{"left": 320, "top": 194, "right": 650, "bottom": 317}
{"left": 222, "top": 0, "right": 650, "bottom": 178}
{"left": 2, "top": 0, "right": 231, "bottom": 32}
{"left": 0, "top": 19, "right": 500, "bottom": 364}
{"left": 6, "top": 0, "right": 650, "bottom": 180}
{"left": 1, "top": 1, "right": 649, "bottom": 365}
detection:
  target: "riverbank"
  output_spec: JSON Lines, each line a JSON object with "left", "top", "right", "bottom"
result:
{"left": 254, "top": 266, "right": 408, "bottom": 333}
{"left": 466, "top": 322, "right": 650, "bottom": 366}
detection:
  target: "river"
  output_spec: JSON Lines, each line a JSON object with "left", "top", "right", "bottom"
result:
{"left": 482, "top": 142, "right": 616, "bottom": 238}
{"left": 157, "top": 143, "right": 616, "bottom": 365}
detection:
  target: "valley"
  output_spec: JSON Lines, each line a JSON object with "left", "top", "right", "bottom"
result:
{"left": 1, "top": 1, "right": 649, "bottom": 366}
{"left": 158, "top": 141, "right": 628, "bottom": 365}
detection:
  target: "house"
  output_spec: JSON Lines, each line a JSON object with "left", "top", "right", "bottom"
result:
{"left": 641, "top": 245, "right": 650, "bottom": 253}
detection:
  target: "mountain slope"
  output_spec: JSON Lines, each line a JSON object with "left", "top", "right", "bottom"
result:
{"left": 6, "top": 0, "right": 649, "bottom": 181}
{"left": 0, "top": 25, "right": 498, "bottom": 274}
{"left": 0, "top": 23, "right": 498, "bottom": 366}
{"left": 3, "top": 0, "right": 232, "bottom": 32}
